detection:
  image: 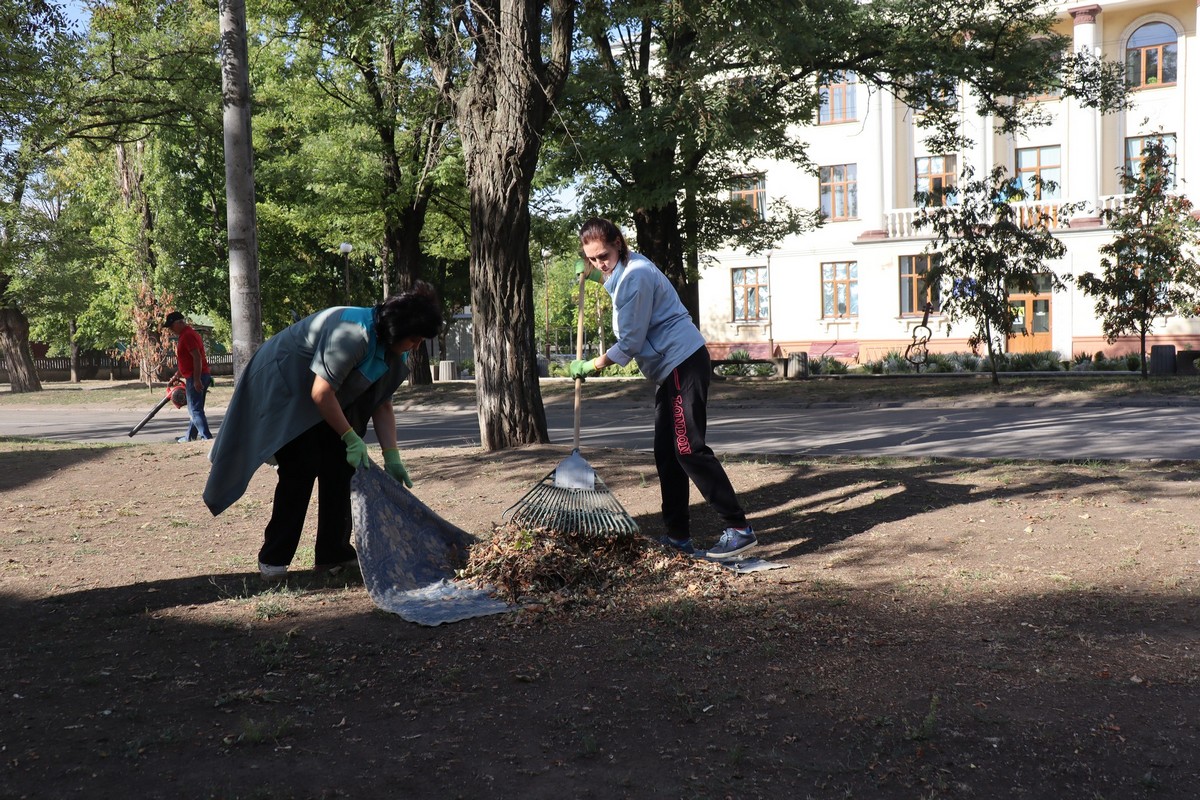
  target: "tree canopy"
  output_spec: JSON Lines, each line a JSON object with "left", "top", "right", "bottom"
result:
{"left": 551, "top": 0, "right": 1126, "bottom": 319}
{"left": 1078, "top": 137, "right": 1200, "bottom": 379}
{"left": 913, "top": 165, "right": 1077, "bottom": 385}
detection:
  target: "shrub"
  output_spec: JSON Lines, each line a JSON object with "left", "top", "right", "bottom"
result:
{"left": 613, "top": 360, "right": 642, "bottom": 377}
{"left": 716, "top": 349, "right": 753, "bottom": 377}
{"left": 810, "top": 355, "right": 849, "bottom": 375}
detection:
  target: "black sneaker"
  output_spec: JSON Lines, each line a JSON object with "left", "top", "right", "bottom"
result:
{"left": 707, "top": 526, "right": 757, "bottom": 560}
{"left": 657, "top": 535, "right": 696, "bottom": 556}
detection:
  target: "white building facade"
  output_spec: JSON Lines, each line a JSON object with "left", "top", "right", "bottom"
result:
{"left": 699, "top": 0, "right": 1200, "bottom": 365}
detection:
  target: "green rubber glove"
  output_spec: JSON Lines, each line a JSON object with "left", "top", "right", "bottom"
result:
{"left": 341, "top": 429, "right": 369, "bottom": 469}
{"left": 568, "top": 358, "right": 600, "bottom": 381}
{"left": 382, "top": 447, "right": 413, "bottom": 488}
{"left": 574, "top": 259, "right": 602, "bottom": 284}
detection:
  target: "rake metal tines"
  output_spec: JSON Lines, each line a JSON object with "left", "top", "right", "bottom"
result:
{"left": 503, "top": 470, "right": 640, "bottom": 536}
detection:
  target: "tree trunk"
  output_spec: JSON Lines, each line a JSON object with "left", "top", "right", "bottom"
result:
{"left": 464, "top": 155, "right": 549, "bottom": 449}
{"left": 632, "top": 200, "right": 698, "bottom": 322}
{"left": 0, "top": 307, "right": 42, "bottom": 392}
{"left": 984, "top": 317, "right": 1000, "bottom": 385}
{"left": 0, "top": 149, "right": 42, "bottom": 393}
{"left": 69, "top": 319, "right": 79, "bottom": 383}
{"left": 220, "top": 0, "right": 263, "bottom": 382}
{"left": 426, "top": 0, "right": 573, "bottom": 450}
{"left": 365, "top": 39, "right": 442, "bottom": 386}
{"left": 394, "top": 203, "right": 434, "bottom": 385}
{"left": 1140, "top": 323, "right": 1148, "bottom": 380}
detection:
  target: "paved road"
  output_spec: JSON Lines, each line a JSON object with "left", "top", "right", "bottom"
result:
{"left": 3, "top": 399, "right": 1198, "bottom": 461}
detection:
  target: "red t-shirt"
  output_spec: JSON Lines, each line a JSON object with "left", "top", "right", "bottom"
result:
{"left": 176, "top": 326, "right": 210, "bottom": 378}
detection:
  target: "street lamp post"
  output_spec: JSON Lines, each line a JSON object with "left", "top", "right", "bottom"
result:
{"left": 339, "top": 242, "right": 353, "bottom": 302}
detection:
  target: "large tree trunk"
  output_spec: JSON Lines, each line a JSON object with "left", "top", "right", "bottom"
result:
{"left": 69, "top": 319, "right": 79, "bottom": 383}
{"left": 632, "top": 200, "right": 698, "bottom": 321}
{"left": 220, "top": 0, "right": 263, "bottom": 382}
{"left": 465, "top": 159, "right": 548, "bottom": 449}
{"left": 0, "top": 159, "right": 43, "bottom": 393}
{"left": 0, "top": 306, "right": 42, "bottom": 392}
{"left": 425, "top": 0, "right": 573, "bottom": 450}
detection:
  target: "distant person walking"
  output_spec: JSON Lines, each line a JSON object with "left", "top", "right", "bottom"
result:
{"left": 202, "top": 285, "right": 442, "bottom": 579}
{"left": 570, "top": 217, "right": 757, "bottom": 559}
{"left": 163, "top": 311, "right": 213, "bottom": 442}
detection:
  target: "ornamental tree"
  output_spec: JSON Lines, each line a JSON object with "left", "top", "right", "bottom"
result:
{"left": 1077, "top": 136, "right": 1200, "bottom": 379}
{"left": 913, "top": 165, "right": 1078, "bottom": 385}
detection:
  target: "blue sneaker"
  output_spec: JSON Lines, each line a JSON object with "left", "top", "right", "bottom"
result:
{"left": 657, "top": 535, "right": 696, "bottom": 556}
{"left": 707, "top": 526, "right": 757, "bottom": 560}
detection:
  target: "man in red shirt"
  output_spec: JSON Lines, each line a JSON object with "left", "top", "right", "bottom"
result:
{"left": 163, "top": 311, "right": 213, "bottom": 442}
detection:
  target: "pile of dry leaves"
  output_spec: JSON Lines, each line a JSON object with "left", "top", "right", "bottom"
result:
{"left": 461, "top": 524, "right": 732, "bottom": 607}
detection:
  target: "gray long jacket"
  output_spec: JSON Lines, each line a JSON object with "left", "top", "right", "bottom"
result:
{"left": 203, "top": 306, "right": 409, "bottom": 516}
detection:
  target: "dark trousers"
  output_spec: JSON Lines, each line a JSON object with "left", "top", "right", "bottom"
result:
{"left": 653, "top": 346, "right": 748, "bottom": 538}
{"left": 258, "top": 422, "right": 357, "bottom": 568}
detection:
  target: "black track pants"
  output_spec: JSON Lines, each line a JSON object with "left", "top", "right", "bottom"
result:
{"left": 259, "top": 421, "right": 357, "bottom": 568}
{"left": 653, "top": 346, "right": 748, "bottom": 538}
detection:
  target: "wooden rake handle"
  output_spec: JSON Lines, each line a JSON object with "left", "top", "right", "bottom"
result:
{"left": 574, "top": 270, "right": 587, "bottom": 451}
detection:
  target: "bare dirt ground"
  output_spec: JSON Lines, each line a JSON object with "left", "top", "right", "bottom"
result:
{"left": 1, "top": 378, "right": 1198, "bottom": 799}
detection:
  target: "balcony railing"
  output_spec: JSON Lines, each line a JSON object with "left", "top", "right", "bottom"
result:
{"left": 884, "top": 198, "right": 1072, "bottom": 238}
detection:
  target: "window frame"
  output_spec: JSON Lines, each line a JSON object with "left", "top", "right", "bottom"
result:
{"left": 730, "top": 174, "right": 767, "bottom": 224}
{"left": 821, "top": 260, "right": 859, "bottom": 319}
{"left": 818, "top": 71, "right": 857, "bottom": 124}
{"left": 1124, "top": 133, "right": 1177, "bottom": 189}
{"left": 1125, "top": 22, "right": 1178, "bottom": 90}
{"left": 899, "top": 254, "right": 942, "bottom": 316}
{"left": 1015, "top": 145, "right": 1062, "bottom": 200}
{"left": 819, "top": 164, "right": 858, "bottom": 221}
{"left": 731, "top": 266, "right": 770, "bottom": 323}
{"left": 915, "top": 155, "right": 957, "bottom": 205}
{"left": 1024, "top": 44, "right": 1065, "bottom": 102}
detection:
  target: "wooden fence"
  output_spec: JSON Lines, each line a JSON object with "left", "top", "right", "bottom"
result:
{"left": 0, "top": 354, "right": 235, "bottom": 383}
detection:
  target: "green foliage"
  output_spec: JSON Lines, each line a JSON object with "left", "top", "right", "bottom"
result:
{"left": 1069, "top": 351, "right": 1139, "bottom": 372}
{"left": 809, "top": 356, "right": 849, "bottom": 375}
{"left": 994, "top": 351, "right": 1064, "bottom": 372}
{"left": 913, "top": 165, "right": 1078, "bottom": 385}
{"left": 716, "top": 349, "right": 753, "bottom": 377}
{"left": 863, "top": 350, "right": 1063, "bottom": 374}
{"left": 612, "top": 360, "right": 643, "bottom": 378}
{"left": 553, "top": 0, "right": 1128, "bottom": 307}
{"left": 1077, "top": 135, "right": 1200, "bottom": 379}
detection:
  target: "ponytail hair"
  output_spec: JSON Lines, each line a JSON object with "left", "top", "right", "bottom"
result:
{"left": 373, "top": 281, "right": 443, "bottom": 346}
{"left": 579, "top": 217, "right": 630, "bottom": 265}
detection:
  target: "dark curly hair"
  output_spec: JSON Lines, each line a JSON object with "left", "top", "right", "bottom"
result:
{"left": 373, "top": 282, "right": 443, "bottom": 346}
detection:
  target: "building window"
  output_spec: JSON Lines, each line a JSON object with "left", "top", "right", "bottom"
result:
{"left": 1015, "top": 146, "right": 1061, "bottom": 200}
{"left": 821, "top": 261, "right": 858, "bottom": 318}
{"left": 732, "top": 267, "right": 769, "bottom": 322}
{"left": 1125, "top": 22, "right": 1178, "bottom": 89}
{"left": 899, "top": 255, "right": 941, "bottom": 316}
{"left": 819, "top": 164, "right": 857, "bottom": 221}
{"left": 915, "top": 155, "right": 956, "bottom": 204}
{"left": 1025, "top": 45, "right": 1065, "bottom": 101}
{"left": 1125, "top": 134, "right": 1177, "bottom": 188}
{"left": 818, "top": 72, "right": 857, "bottom": 124}
{"left": 909, "top": 73, "right": 958, "bottom": 113}
{"left": 730, "top": 175, "right": 766, "bottom": 223}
